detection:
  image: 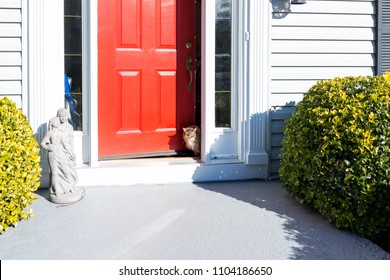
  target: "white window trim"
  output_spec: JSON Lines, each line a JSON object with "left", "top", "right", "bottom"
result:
{"left": 62, "top": 0, "right": 91, "bottom": 165}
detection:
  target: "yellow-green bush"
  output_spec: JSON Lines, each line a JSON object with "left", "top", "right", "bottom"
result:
{"left": 280, "top": 75, "right": 390, "bottom": 251}
{"left": 0, "top": 97, "right": 41, "bottom": 232}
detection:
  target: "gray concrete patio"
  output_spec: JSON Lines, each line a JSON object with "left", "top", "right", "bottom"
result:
{"left": 0, "top": 180, "right": 389, "bottom": 260}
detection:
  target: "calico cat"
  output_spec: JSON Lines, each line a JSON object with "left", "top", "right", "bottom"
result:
{"left": 183, "top": 125, "right": 201, "bottom": 157}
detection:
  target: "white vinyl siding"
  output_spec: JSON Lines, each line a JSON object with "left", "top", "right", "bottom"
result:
{"left": 0, "top": 0, "right": 22, "bottom": 107}
{"left": 269, "top": 0, "right": 377, "bottom": 178}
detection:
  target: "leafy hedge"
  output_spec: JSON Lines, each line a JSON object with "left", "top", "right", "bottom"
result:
{"left": 280, "top": 74, "right": 390, "bottom": 251}
{"left": 0, "top": 97, "right": 41, "bottom": 232}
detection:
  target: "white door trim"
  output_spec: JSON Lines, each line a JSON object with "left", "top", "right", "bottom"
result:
{"left": 86, "top": 0, "right": 99, "bottom": 167}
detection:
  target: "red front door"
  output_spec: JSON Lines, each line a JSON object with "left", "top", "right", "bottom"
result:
{"left": 98, "top": 0, "right": 196, "bottom": 158}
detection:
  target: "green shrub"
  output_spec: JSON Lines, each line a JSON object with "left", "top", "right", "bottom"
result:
{"left": 280, "top": 75, "right": 390, "bottom": 251}
{"left": 0, "top": 97, "right": 41, "bottom": 232}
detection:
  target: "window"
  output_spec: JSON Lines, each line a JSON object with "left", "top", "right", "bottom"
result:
{"left": 64, "top": 0, "right": 82, "bottom": 130}
{"left": 215, "top": 0, "right": 232, "bottom": 128}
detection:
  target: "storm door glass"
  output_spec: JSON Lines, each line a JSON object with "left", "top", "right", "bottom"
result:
{"left": 215, "top": 0, "right": 232, "bottom": 128}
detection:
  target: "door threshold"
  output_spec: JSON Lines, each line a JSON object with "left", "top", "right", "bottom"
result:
{"left": 76, "top": 157, "right": 202, "bottom": 186}
{"left": 95, "top": 156, "right": 201, "bottom": 168}
{"left": 98, "top": 150, "right": 196, "bottom": 161}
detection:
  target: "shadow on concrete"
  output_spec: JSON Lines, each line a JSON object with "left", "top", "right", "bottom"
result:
{"left": 194, "top": 180, "right": 390, "bottom": 260}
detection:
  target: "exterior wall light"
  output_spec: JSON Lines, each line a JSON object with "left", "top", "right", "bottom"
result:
{"left": 272, "top": 0, "right": 306, "bottom": 17}
{"left": 291, "top": 0, "right": 306, "bottom": 4}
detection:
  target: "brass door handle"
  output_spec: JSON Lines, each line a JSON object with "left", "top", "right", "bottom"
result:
{"left": 186, "top": 56, "right": 193, "bottom": 92}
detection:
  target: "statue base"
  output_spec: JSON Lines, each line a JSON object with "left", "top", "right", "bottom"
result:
{"left": 49, "top": 187, "right": 85, "bottom": 205}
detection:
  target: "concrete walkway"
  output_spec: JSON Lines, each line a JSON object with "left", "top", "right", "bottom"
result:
{"left": 0, "top": 180, "right": 389, "bottom": 260}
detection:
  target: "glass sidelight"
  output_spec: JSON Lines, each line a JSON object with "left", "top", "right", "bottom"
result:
{"left": 215, "top": 0, "right": 232, "bottom": 128}
{"left": 64, "top": 0, "right": 82, "bottom": 130}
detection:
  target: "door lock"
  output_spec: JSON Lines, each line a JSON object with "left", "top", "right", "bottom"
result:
{"left": 185, "top": 41, "right": 193, "bottom": 49}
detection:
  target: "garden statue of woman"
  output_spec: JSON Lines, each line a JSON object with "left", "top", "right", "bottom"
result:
{"left": 41, "top": 109, "right": 84, "bottom": 204}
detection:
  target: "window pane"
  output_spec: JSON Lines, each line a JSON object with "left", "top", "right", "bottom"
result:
{"left": 64, "top": 17, "right": 82, "bottom": 54}
{"left": 215, "top": 0, "right": 232, "bottom": 128}
{"left": 65, "top": 56, "right": 82, "bottom": 92}
{"left": 216, "top": 91, "right": 231, "bottom": 128}
{"left": 65, "top": 0, "right": 81, "bottom": 16}
{"left": 215, "top": 19, "right": 231, "bottom": 54}
{"left": 215, "top": 55, "right": 231, "bottom": 91}
{"left": 64, "top": 0, "right": 82, "bottom": 131}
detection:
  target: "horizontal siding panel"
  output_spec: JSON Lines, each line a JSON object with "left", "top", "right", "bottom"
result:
{"left": 271, "top": 149, "right": 281, "bottom": 162}
{"left": 0, "top": 23, "right": 21, "bottom": 37}
{"left": 271, "top": 14, "right": 375, "bottom": 28}
{"left": 270, "top": 104, "right": 296, "bottom": 178}
{"left": 271, "top": 154, "right": 281, "bottom": 167}
{"left": 0, "top": 52, "right": 21, "bottom": 66}
{"left": 287, "top": 0, "right": 375, "bottom": 14}
{"left": 0, "top": 0, "right": 21, "bottom": 8}
{"left": 0, "top": 81, "right": 21, "bottom": 94}
{"left": 271, "top": 80, "right": 317, "bottom": 93}
{"left": 0, "top": 94, "right": 21, "bottom": 108}
{"left": 272, "top": 40, "right": 375, "bottom": 54}
{"left": 270, "top": 108, "right": 294, "bottom": 147}
{"left": 271, "top": 27, "right": 375, "bottom": 40}
{"left": 270, "top": 160, "right": 281, "bottom": 179}
{"left": 271, "top": 133, "right": 284, "bottom": 148}
{"left": 0, "top": 9, "right": 21, "bottom": 23}
{"left": 271, "top": 121, "right": 286, "bottom": 135}
{"left": 271, "top": 54, "right": 375, "bottom": 66}
{"left": 0, "top": 38, "right": 21, "bottom": 51}
{"left": 0, "top": 5, "right": 22, "bottom": 108}
{"left": 271, "top": 66, "right": 375, "bottom": 80}
{"left": 270, "top": 94, "right": 303, "bottom": 107}
{"left": 271, "top": 122, "right": 285, "bottom": 136}
{"left": 271, "top": 106, "right": 295, "bottom": 120}
{"left": 0, "top": 66, "right": 21, "bottom": 80}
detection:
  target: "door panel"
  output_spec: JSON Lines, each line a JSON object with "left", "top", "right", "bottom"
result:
{"left": 98, "top": 0, "right": 196, "bottom": 158}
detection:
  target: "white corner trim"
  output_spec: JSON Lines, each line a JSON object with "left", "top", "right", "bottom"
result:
{"left": 22, "top": 0, "right": 29, "bottom": 115}
{"left": 27, "top": 0, "right": 64, "bottom": 136}
{"left": 246, "top": 0, "right": 270, "bottom": 165}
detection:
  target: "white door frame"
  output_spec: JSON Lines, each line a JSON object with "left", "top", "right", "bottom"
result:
{"left": 87, "top": 0, "right": 271, "bottom": 173}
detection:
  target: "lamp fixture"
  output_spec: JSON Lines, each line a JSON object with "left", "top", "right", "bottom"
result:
{"left": 291, "top": 0, "right": 306, "bottom": 4}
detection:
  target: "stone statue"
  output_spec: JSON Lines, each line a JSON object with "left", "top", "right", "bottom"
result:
{"left": 41, "top": 108, "right": 84, "bottom": 204}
